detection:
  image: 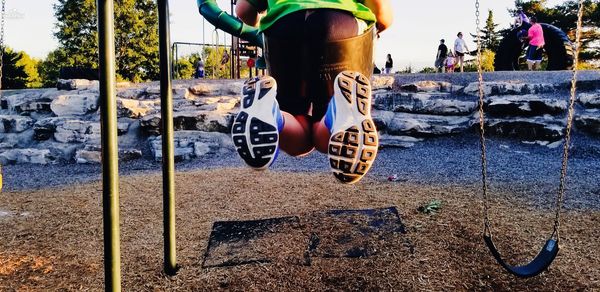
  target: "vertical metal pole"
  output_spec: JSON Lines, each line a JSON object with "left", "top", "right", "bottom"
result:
{"left": 158, "top": 0, "right": 178, "bottom": 276}
{"left": 98, "top": 0, "right": 121, "bottom": 290}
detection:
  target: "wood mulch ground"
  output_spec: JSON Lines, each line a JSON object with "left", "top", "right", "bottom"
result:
{"left": 0, "top": 168, "right": 598, "bottom": 291}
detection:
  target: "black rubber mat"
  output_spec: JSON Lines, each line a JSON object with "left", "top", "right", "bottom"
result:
{"left": 202, "top": 206, "right": 406, "bottom": 268}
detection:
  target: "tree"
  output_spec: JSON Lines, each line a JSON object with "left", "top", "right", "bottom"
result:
{"left": 1, "top": 47, "right": 32, "bottom": 89}
{"left": 201, "top": 46, "right": 231, "bottom": 79}
{"left": 471, "top": 10, "right": 501, "bottom": 52}
{"left": 53, "top": 0, "right": 159, "bottom": 82}
{"left": 38, "top": 48, "right": 71, "bottom": 88}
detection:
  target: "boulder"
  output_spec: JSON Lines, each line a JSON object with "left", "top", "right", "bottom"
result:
{"left": 485, "top": 95, "right": 566, "bottom": 117}
{"left": 117, "top": 98, "right": 160, "bottom": 118}
{"left": 2, "top": 91, "right": 56, "bottom": 113}
{"left": 140, "top": 110, "right": 235, "bottom": 135}
{"left": 54, "top": 120, "right": 101, "bottom": 143}
{"left": 371, "top": 75, "right": 395, "bottom": 90}
{"left": 464, "top": 82, "right": 555, "bottom": 96}
{"left": 33, "top": 117, "right": 69, "bottom": 141}
{"left": 575, "top": 110, "right": 600, "bottom": 135}
{"left": 51, "top": 94, "right": 99, "bottom": 116}
{"left": 578, "top": 92, "right": 600, "bottom": 108}
{"left": 188, "top": 81, "right": 244, "bottom": 96}
{"left": 398, "top": 81, "right": 453, "bottom": 93}
{"left": 75, "top": 145, "right": 142, "bottom": 164}
{"left": 376, "top": 111, "right": 471, "bottom": 137}
{"left": 484, "top": 117, "right": 564, "bottom": 141}
{"left": 148, "top": 130, "right": 234, "bottom": 161}
{"left": 374, "top": 92, "right": 476, "bottom": 115}
{"left": 0, "top": 148, "right": 56, "bottom": 165}
{"left": 0, "top": 115, "right": 34, "bottom": 133}
{"left": 56, "top": 79, "right": 99, "bottom": 91}
{"left": 379, "top": 134, "right": 423, "bottom": 148}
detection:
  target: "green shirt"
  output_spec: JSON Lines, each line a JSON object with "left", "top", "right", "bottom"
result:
{"left": 245, "top": 0, "right": 376, "bottom": 31}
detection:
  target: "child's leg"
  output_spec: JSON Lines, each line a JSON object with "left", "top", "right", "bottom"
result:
{"left": 279, "top": 113, "right": 314, "bottom": 156}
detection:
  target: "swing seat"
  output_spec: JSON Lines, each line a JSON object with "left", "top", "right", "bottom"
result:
{"left": 484, "top": 235, "right": 559, "bottom": 278}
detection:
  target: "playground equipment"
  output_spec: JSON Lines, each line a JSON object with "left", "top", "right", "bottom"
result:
{"left": 494, "top": 23, "right": 575, "bottom": 71}
{"left": 93, "top": 0, "right": 588, "bottom": 289}
{"left": 475, "top": 0, "right": 584, "bottom": 278}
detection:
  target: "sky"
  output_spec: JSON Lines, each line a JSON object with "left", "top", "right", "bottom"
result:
{"left": 4, "top": 0, "right": 565, "bottom": 71}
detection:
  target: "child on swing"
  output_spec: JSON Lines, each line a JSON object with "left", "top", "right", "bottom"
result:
{"left": 232, "top": 0, "right": 393, "bottom": 184}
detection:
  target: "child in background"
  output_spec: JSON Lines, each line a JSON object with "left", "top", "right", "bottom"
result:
{"left": 445, "top": 50, "right": 456, "bottom": 73}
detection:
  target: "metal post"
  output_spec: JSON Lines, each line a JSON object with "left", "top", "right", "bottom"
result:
{"left": 98, "top": 0, "right": 121, "bottom": 290}
{"left": 157, "top": 0, "right": 178, "bottom": 276}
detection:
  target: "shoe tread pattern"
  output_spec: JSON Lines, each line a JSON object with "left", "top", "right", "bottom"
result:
{"left": 232, "top": 77, "right": 278, "bottom": 169}
{"left": 329, "top": 72, "right": 378, "bottom": 184}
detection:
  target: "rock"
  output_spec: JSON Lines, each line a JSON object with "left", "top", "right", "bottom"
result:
{"left": 378, "top": 112, "right": 471, "bottom": 137}
{"left": 464, "top": 82, "right": 555, "bottom": 96}
{"left": 33, "top": 117, "right": 67, "bottom": 141}
{"left": 371, "top": 76, "right": 395, "bottom": 90}
{"left": 117, "top": 98, "right": 159, "bottom": 118}
{"left": 148, "top": 130, "right": 234, "bottom": 161}
{"left": 399, "top": 81, "right": 453, "bottom": 93}
{"left": 484, "top": 116, "right": 565, "bottom": 141}
{"left": 188, "top": 81, "right": 244, "bottom": 96}
{"left": 0, "top": 148, "right": 56, "bottom": 165}
{"left": 578, "top": 92, "right": 600, "bottom": 108}
{"left": 0, "top": 115, "right": 34, "bottom": 133}
{"left": 575, "top": 110, "right": 600, "bottom": 135}
{"left": 54, "top": 120, "right": 101, "bottom": 143}
{"left": 56, "top": 79, "right": 99, "bottom": 90}
{"left": 51, "top": 94, "right": 99, "bottom": 116}
{"left": 374, "top": 92, "right": 476, "bottom": 115}
{"left": 485, "top": 95, "right": 566, "bottom": 117}
{"left": 117, "top": 121, "right": 130, "bottom": 135}
{"left": 3, "top": 91, "right": 56, "bottom": 114}
{"left": 379, "top": 134, "right": 423, "bottom": 148}
{"left": 140, "top": 110, "right": 235, "bottom": 135}
{"left": 75, "top": 145, "right": 142, "bottom": 163}
{"left": 371, "top": 110, "right": 395, "bottom": 132}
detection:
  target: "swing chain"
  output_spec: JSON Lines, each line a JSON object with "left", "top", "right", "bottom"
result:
{"left": 474, "top": 0, "right": 491, "bottom": 236}
{"left": 552, "top": 0, "right": 584, "bottom": 240}
{"left": 0, "top": 0, "right": 6, "bottom": 92}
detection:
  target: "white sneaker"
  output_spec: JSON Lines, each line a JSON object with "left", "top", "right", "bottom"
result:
{"left": 231, "top": 76, "right": 284, "bottom": 170}
{"left": 323, "top": 71, "right": 378, "bottom": 184}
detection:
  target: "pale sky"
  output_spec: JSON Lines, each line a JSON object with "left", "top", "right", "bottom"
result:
{"left": 4, "top": 0, "right": 565, "bottom": 71}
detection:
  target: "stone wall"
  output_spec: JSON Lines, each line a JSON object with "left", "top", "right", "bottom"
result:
{"left": 0, "top": 75, "right": 598, "bottom": 165}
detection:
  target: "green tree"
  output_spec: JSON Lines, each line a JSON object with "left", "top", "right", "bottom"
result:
{"left": 202, "top": 46, "right": 232, "bottom": 79}
{"left": 481, "top": 10, "right": 501, "bottom": 51}
{"left": 38, "top": 48, "right": 71, "bottom": 88}
{"left": 52, "top": 0, "right": 159, "bottom": 82}
{"left": 17, "top": 52, "right": 42, "bottom": 88}
{"left": 1, "top": 47, "right": 30, "bottom": 89}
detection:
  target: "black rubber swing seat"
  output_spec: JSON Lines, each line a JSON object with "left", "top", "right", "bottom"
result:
{"left": 484, "top": 235, "right": 559, "bottom": 278}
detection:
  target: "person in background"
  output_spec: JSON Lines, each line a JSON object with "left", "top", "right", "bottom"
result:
{"left": 435, "top": 39, "right": 448, "bottom": 73}
{"left": 385, "top": 54, "right": 393, "bottom": 74}
{"left": 195, "top": 58, "right": 205, "bottom": 79}
{"left": 445, "top": 50, "right": 456, "bottom": 73}
{"left": 453, "top": 32, "right": 470, "bottom": 72}
{"left": 373, "top": 64, "right": 381, "bottom": 74}
{"left": 525, "top": 16, "right": 545, "bottom": 70}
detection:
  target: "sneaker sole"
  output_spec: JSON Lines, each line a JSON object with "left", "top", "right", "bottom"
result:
{"left": 328, "top": 71, "right": 378, "bottom": 184}
{"left": 231, "top": 76, "right": 279, "bottom": 170}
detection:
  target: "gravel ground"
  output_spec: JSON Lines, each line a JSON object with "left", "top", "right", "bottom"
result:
{"left": 4, "top": 130, "right": 599, "bottom": 210}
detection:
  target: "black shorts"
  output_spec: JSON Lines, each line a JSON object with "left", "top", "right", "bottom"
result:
{"left": 456, "top": 51, "right": 465, "bottom": 57}
{"left": 263, "top": 9, "right": 369, "bottom": 120}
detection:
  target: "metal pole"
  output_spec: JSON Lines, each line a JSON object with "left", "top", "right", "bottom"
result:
{"left": 98, "top": 0, "right": 121, "bottom": 290}
{"left": 158, "top": 0, "right": 178, "bottom": 276}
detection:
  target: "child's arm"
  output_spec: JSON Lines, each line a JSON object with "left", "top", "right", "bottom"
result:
{"left": 363, "top": 0, "right": 393, "bottom": 32}
{"left": 235, "top": 0, "right": 265, "bottom": 27}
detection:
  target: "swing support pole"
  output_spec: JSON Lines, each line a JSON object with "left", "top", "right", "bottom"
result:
{"left": 158, "top": 0, "right": 178, "bottom": 276}
{"left": 98, "top": 0, "right": 121, "bottom": 290}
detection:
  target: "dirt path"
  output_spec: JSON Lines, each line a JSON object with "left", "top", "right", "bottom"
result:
{"left": 1, "top": 168, "right": 598, "bottom": 290}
